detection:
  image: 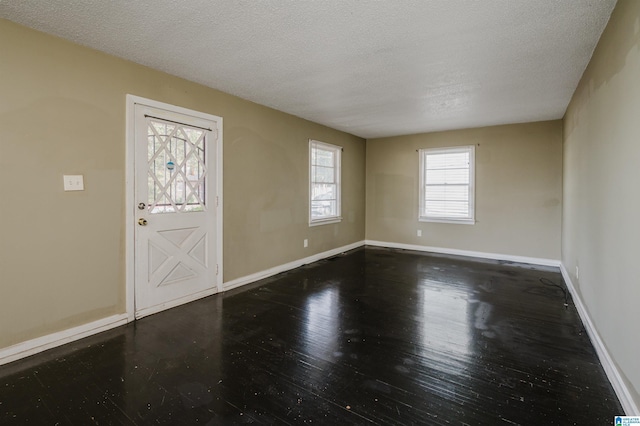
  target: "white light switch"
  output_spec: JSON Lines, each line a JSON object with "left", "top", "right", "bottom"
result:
{"left": 63, "top": 175, "right": 84, "bottom": 191}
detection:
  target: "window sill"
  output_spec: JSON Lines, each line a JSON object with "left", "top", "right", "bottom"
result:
{"left": 419, "top": 217, "right": 475, "bottom": 225}
{"left": 309, "top": 217, "right": 342, "bottom": 227}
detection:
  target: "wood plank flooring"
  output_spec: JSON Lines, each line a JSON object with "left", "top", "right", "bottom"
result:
{"left": 0, "top": 247, "right": 623, "bottom": 424}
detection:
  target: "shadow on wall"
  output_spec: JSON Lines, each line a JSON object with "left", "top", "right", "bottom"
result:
{"left": 225, "top": 126, "right": 303, "bottom": 250}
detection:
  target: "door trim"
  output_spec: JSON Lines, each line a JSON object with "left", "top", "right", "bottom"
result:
{"left": 125, "top": 95, "right": 223, "bottom": 320}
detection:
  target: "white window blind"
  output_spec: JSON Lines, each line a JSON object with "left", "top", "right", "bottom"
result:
{"left": 309, "top": 140, "right": 342, "bottom": 225}
{"left": 419, "top": 146, "right": 475, "bottom": 224}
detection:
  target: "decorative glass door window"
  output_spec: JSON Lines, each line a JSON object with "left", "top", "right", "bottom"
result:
{"left": 147, "top": 119, "right": 207, "bottom": 214}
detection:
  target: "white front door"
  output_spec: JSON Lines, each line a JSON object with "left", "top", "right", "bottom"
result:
{"left": 132, "top": 100, "right": 222, "bottom": 318}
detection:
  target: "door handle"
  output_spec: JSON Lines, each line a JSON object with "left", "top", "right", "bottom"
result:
{"left": 138, "top": 218, "right": 148, "bottom": 226}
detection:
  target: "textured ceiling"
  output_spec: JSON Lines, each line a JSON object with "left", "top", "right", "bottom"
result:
{"left": 0, "top": 0, "right": 616, "bottom": 138}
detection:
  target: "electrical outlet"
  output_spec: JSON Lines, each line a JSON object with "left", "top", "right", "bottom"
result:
{"left": 575, "top": 265, "right": 579, "bottom": 280}
{"left": 417, "top": 230, "right": 422, "bottom": 237}
{"left": 303, "top": 239, "right": 308, "bottom": 248}
{"left": 63, "top": 175, "right": 84, "bottom": 191}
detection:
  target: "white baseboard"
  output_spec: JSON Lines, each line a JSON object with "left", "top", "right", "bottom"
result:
{"left": 365, "top": 240, "right": 561, "bottom": 267}
{"left": 0, "top": 314, "right": 129, "bottom": 367}
{"left": 560, "top": 264, "right": 639, "bottom": 416}
{"left": 223, "top": 240, "right": 365, "bottom": 292}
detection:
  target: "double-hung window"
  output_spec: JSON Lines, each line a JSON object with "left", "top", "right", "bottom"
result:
{"left": 309, "top": 140, "right": 341, "bottom": 225}
{"left": 419, "top": 145, "right": 475, "bottom": 224}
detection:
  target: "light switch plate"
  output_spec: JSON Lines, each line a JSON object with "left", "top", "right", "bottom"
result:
{"left": 63, "top": 175, "right": 84, "bottom": 191}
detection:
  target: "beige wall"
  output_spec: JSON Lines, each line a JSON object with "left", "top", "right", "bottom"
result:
{"left": 0, "top": 20, "right": 365, "bottom": 350}
{"left": 366, "top": 121, "right": 563, "bottom": 260}
{"left": 563, "top": 0, "right": 640, "bottom": 407}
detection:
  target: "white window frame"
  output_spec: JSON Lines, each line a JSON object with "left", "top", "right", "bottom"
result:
{"left": 419, "top": 145, "right": 475, "bottom": 224}
{"left": 309, "top": 139, "right": 342, "bottom": 226}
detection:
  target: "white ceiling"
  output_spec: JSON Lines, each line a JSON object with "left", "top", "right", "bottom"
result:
{"left": 0, "top": 0, "right": 616, "bottom": 139}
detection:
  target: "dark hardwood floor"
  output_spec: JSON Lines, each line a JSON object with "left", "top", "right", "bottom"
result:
{"left": 0, "top": 247, "right": 623, "bottom": 424}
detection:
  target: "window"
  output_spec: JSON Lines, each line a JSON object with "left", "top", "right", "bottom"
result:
{"left": 146, "top": 119, "right": 207, "bottom": 214}
{"left": 419, "top": 145, "right": 475, "bottom": 224}
{"left": 309, "top": 140, "right": 341, "bottom": 225}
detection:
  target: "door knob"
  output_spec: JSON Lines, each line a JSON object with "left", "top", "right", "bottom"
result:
{"left": 138, "top": 218, "right": 148, "bottom": 226}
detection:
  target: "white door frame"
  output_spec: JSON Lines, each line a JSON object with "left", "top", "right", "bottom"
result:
{"left": 125, "top": 94, "right": 223, "bottom": 321}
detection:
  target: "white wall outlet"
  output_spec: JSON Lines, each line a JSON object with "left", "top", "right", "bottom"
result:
{"left": 63, "top": 175, "right": 84, "bottom": 191}
{"left": 303, "top": 239, "right": 308, "bottom": 248}
{"left": 417, "top": 230, "right": 422, "bottom": 237}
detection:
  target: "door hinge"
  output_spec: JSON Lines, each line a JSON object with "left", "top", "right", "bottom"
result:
{"left": 216, "top": 264, "right": 219, "bottom": 275}
{"left": 216, "top": 196, "right": 219, "bottom": 207}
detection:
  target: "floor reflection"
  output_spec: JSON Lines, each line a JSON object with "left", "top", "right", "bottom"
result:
{"left": 304, "top": 285, "right": 340, "bottom": 360}
{"left": 418, "top": 282, "right": 472, "bottom": 360}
